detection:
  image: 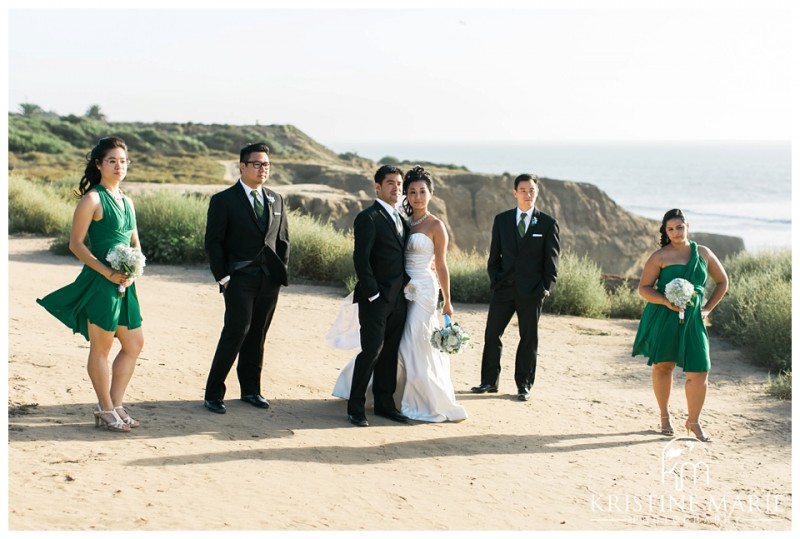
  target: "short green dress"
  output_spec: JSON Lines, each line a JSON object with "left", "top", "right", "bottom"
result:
{"left": 37, "top": 185, "right": 143, "bottom": 341}
{"left": 632, "top": 241, "right": 710, "bottom": 372}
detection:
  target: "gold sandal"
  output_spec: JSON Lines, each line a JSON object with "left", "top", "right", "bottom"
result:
{"left": 685, "top": 421, "right": 712, "bottom": 442}
{"left": 658, "top": 415, "right": 674, "bottom": 436}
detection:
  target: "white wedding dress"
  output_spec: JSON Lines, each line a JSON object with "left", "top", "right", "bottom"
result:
{"left": 330, "top": 233, "right": 467, "bottom": 422}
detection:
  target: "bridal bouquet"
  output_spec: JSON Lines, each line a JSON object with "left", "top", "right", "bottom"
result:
{"left": 106, "top": 245, "right": 146, "bottom": 297}
{"left": 431, "top": 314, "right": 471, "bottom": 354}
{"left": 664, "top": 278, "right": 696, "bottom": 324}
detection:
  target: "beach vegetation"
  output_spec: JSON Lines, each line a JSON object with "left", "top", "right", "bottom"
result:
{"left": 607, "top": 281, "right": 646, "bottom": 319}
{"left": 710, "top": 249, "right": 792, "bottom": 374}
{"left": 543, "top": 251, "right": 611, "bottom": 318}
{"left": 8, "top": 175, "right": 73, "bottom": 235}
{"left": 766, "top": 370, "right": 791, "bottom": 400}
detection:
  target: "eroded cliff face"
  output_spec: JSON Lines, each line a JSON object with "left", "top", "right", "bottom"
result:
{"left": 276, "top": 170, "right": 744, "bottom": 277}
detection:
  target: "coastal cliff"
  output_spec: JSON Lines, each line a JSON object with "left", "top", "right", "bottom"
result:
{"left": 271, "top": 166, "right": 744, "bottom": 277}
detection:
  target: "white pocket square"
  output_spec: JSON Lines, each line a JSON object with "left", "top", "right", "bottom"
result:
{"left": 273, "top": 212, "right": 281, "bottom": 216}
{"left": 532, "top": 233, "right": 543, "bottom": 237}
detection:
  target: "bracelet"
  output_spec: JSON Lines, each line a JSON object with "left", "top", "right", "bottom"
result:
{"left": 108, "top": 268, "right": 116, "bottom": 278}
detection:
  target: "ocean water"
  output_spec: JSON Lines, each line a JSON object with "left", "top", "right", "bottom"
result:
{"left": 333, "top": 141, "right": 791, "bottom": 252}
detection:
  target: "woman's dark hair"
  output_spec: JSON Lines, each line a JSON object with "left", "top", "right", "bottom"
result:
{"left": 401, "top": 165, "right": 434, "bottom": 217}
{"left": 75, "top": 136, "right": 129, "bottom": 198}
{"left": 659, "top": 208, "right": 687, "bottom": 247}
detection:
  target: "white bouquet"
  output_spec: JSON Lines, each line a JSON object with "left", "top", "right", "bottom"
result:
{"left": 431, "top": 314, "right": 471, "bottom": 354}
{"left": 105, "top": 245, "right": 146, "bottom": 297}
{"left": 664, "top": 277, "right": 696, "bottom": 324}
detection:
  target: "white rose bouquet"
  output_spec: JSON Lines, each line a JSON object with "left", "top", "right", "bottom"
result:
{"left": 431, "top": 314, "right": 471, "bottom": 354}
{"left": 664, "top": 277, "right": 696, "bottom": 324}
{"left": 106, "top": 245, "right": 146, "bottom": 297}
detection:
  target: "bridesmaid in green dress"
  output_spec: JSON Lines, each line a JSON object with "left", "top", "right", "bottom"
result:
{"left": 37, "top": 137, "right": 144, "bottom": 432}
{"left": 632, "top": 209, "right": 728, "bottom": 442}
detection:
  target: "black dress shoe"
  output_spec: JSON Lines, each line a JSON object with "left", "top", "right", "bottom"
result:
{"left": 347, "top": 414, "right": 369, "bottom": 427}
{"left": 471, "top": 383, "right": 499, "bottom": 394}
{"left": 517, "top": 389, "right": 531, "bottom": 401}
{"left": 204, "top": 399, "right": 226, "bottom": 414}
{"left": 374, "top": 409, "right": 410, "bottom": 423}
{"left": 241, "top": 394, "right": 270, "bottom": 409}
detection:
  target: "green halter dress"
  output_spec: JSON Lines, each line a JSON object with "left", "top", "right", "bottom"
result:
{"left": 37, "top": 185, "right": 143, "bottom": 340}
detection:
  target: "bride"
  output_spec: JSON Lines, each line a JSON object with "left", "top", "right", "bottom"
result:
{"left": 331, "top": 166, "right": 467, "bottom": 422}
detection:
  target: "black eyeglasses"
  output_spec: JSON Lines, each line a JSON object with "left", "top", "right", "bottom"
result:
{"left": 245, "top": 161, "right": 271, "bottom": 169}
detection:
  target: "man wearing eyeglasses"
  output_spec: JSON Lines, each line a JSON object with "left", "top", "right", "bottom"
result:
{"left": 203, "top": 142, "right": 290, "bottom": 414}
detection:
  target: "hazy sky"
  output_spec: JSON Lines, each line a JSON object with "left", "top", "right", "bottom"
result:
{"left": 6, "top": 0, "right": 794, "bottom": 146}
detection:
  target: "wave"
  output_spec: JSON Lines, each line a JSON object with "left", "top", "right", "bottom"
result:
{"left": 628, "top": 205, "right": 792, "bottom": 225}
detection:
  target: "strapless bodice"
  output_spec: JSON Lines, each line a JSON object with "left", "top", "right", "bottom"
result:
{"left": 405, "top": 233, "right": 435, "bottom": 280}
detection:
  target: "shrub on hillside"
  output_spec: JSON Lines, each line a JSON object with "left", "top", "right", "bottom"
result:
{"left": 9, "top": 130, "right": 72, "bottom": 154}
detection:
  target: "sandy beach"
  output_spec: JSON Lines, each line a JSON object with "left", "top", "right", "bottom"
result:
{"left": 6, "top": 235, "right": 791, "bottom": 531}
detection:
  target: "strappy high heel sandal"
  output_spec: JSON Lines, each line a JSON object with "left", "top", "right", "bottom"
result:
{"left": 93, "top": 407, "right": 130, "bottom": 432}
{"left": 685, "top": 421, "right": 712, "bottom": 442}
{"left": 659, "top": 415, "right": 674, "bottom": 436}
{"left": 114, "top": 406, "right": 140, "bottom": 428}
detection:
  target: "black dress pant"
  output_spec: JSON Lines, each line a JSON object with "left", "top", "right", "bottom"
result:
{"left": 480, "top": 283, "right": 545, "bottom": 391}
{"left": 205, "top": 271, "right": 281, "bottom": 401}
{"left": 347, "top": 292, "right": 407, "bottom": 416}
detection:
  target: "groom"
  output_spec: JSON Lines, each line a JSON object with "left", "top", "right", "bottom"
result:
{"left": 472, "top": 173, "right": 560, "bottom": 401}
{"left": 347, "top": 165, "right": 410, "bottom": 427}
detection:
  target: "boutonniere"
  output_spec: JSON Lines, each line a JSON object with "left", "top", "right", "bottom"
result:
{"left": 265, "top": 194, "right": 276, "bottom": 205}
{"left": 531, "top": 216, "right": 538, "bottom": 227}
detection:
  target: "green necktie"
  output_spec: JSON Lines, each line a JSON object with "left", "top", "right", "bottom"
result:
{"left": 251, "top": 190, "right": 264, "bottom": 219}
{"left": 518, "top": 213, "right": 527, "bottom": 237}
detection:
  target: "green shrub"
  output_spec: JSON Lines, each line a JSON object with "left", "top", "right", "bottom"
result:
{"left": 766, "top": 371, "right": 791, "bottom": 400}
{"left": 134, "top": 192, "right": 209, "bottom": 264}
{"left": 449, "top": 250, "right": 491, "bottom": 303}
{"left": 711, "top": 271, "right": 791, "bottom": 372}
{"left": 721, "top": 249, "right": 791, "bottom": 281}
{"left": 8, "top": 175, "right": 73, "bottom": 235}
{"left": 710, "top": 249, "right": 791, "bottom": 372}
{"left": 287, "top": 211, "right": 355, "bottom": 285}
{"left": 8, "top": 129, "right": 72, "bottom": 154}
{"left": 544, "top": 251, "right": 610, "bottom": 318}
{"left": 608, "top": 282, "right": 646, "bottom": 319}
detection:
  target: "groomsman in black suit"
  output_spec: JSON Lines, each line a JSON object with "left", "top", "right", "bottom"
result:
{"left": 203, "top": 142, "right": 289, "bottom": 413}
{"left": 472, "top": 174, "right": 560, "bottom": 401}
{"left": 347, "top": 165, "right": 410, "bottom": 427}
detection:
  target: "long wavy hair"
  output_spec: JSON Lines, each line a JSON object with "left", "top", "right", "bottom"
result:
{"left": 74, "top": 136, "right": 129, "bottom": 198}
{"left": 401, "top": 165, "right": 434, "bottom": 217}
{"left": 659, "top": 208, "right": 687, "bottom": 247}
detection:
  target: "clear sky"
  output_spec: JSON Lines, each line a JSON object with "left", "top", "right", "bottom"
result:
{"left": 5, "top": 0, "right": 794, "bottom": 146}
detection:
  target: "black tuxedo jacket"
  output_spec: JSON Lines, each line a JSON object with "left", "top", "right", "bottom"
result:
{"left": 352, "top": 201, "right": 409, "bottom": 303}
{"left": 487, "top": 207, "right": 560, "bottom": 297}
{"left": 205, "top": 182, "right": 289, "bottom": 288}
